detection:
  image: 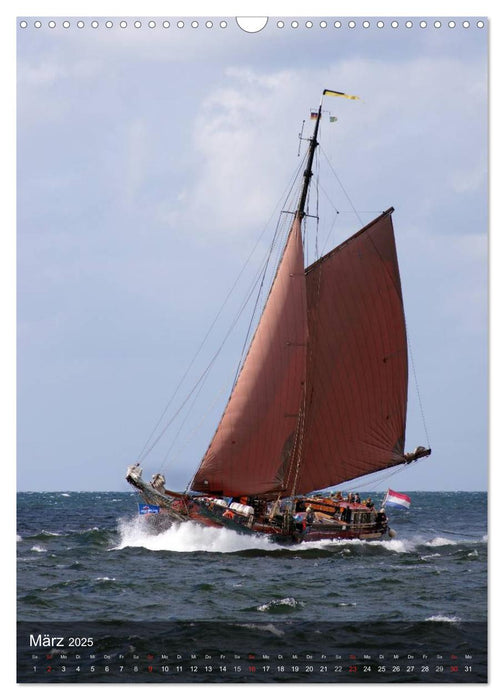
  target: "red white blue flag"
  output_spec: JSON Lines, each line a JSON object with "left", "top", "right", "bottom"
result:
{"left": 384, "top": 489, "right": 411, "bottom": 510}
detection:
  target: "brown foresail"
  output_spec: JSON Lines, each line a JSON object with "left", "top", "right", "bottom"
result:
{"left": 294, "top": 209, "right": 408, "bottom": 494}
{"left": 191, "top": 217, "right": 308, "bottom": 497}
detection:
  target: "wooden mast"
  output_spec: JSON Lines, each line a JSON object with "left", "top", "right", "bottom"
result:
{"left": 296, "top": 102, "right": 322, "bottom": 220}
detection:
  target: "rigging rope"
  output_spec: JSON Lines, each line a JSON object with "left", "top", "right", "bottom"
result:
{"left": 315, "top": 148, "right": 320, "bottom": 260}
{"left": 141, "top": 254, "right": 286, "bottom": 461}
{"left": 137, "top": 153, "right": 308, "bottom": 465}
{"left": 320, "top": 145, "right": 364, "bottom": 228}
{"left": 164, "top": 246, "right": 287, "bottom": 479}
{"left": 406, "top": 328, "right": 432, "bottom": 448}
{"left": 322, "top": 460, "right": 418, "bottom": 496}
{"left": 162, "top": 381, "right": 229, "bottom": 470}
{"left": 231, "top": 209, "right": 294, "bottom": 389}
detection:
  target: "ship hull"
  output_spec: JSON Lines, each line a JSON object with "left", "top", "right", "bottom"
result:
{"left": 126, "top": 466, "right": 390, "bottom": 545}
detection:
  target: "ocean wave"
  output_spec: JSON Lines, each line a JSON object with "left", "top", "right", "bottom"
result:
{"left": 425, "top": 614, "right": 462, "bottom": 623}
{"left": 335, "top": 602, "right": 357, "bottom": 607}
{"left": 425, "top": 536, "right": 457, "bottom": 547}
{"left": 236, "top": 623, "right": 285, "bottom": 638}
{"left": 257, "top": 597, "right": 304, "bottom": 613}
{"left": 114, "top": 517, "right": 281, "bottom": 554}
{"left": 109, "top": 511, "right": 489, "bottom": 562}
{"left": 18, "top": 593, "right": 55, "bottom": 608}
{"left": 114, "top": 518, "right": 414, "bottom": 556}
{"left": 327, "top": 535, "right": 437, "bottom": 554}
{"left": 369, "top": 538, "right": 415, "bottom": 553}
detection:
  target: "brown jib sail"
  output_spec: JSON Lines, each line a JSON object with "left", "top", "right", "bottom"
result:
{"left": 192, "top": 217, "right": 308, "bottom": 497}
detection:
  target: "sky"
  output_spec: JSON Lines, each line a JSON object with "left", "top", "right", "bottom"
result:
{"left": 12, "top": 2, "right": 490, "bottom": 494}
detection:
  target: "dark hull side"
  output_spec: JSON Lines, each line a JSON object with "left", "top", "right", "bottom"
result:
{"left": 126, "top": 469, "right": 389, "bottom": 545}
{"left": 142, "top": 502, "right": 387, "bottom": 544}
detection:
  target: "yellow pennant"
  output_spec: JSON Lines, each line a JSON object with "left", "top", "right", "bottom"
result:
{"left": 323, "top": 89, "right": 359, "bottom": 100}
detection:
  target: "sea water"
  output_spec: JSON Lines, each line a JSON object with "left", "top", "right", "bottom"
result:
{"left": 16, "top": 491, "right": 487, "bottom": 682}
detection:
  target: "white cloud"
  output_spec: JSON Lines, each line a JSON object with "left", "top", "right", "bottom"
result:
{"left": 404, "top": 223, "right": 487, "bottom": 337}
{"left": 20, "top": 59, "right": 64, "bottom": 86}
{"left": 449, "top": 156, "right": 487, "bottom": 194}
{"left": 122, "top": 119, "right": 151, "bottom": 202}
{"left": 160, "top": 53, "right": 486, "bottom": 247}
{"left": 173, "top": 69, "right": 302, "bottom": 239}
{"left": 19, "top": 54, "right": 103, "bottom": 86}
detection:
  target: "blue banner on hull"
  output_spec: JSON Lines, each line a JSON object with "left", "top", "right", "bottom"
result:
{"left": 138, "top": 504, "right": 160, "bottom": 515}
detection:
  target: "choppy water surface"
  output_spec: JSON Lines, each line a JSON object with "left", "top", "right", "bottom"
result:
{"left": 17, "top": 491, "right": 487, "bottom": 623}
{"left": 17, "top": 491, "right": 487, "bottom": 682}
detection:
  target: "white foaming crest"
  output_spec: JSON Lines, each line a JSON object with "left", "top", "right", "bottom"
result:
{"left": 369, "top": 537, "right": 414, "bottom": 553}
{"left": 425, "top": 614, "right": 461, "bottom": 623}
{"left": 115, "top": 517, "right": 281, "bottom": 553}
{"left": 113, "top": 517, "right": 474, "bottom": 554}
{"left": 114, "top": 518, "right": 388, "bottom": 553}
{"left": 371, "top": 533, "right": 461, "bottom": 553}
{"left": 426, "top": 536, "right": 457, "bottom": 547}
{"left": 257, "top": 597, "right": 303, "bottom": 612}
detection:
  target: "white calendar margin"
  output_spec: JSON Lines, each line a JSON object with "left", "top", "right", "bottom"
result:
{"left": 3, "top": 1, "right": 499, "bottom": 698}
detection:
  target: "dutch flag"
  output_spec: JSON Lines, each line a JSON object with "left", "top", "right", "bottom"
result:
{"left": 384, "top": 489, "right": 411, "bottom": 510}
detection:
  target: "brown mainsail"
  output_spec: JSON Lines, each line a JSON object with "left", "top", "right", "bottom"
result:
{"left": 294, "top": 209, "right": 409, "bottom": 494}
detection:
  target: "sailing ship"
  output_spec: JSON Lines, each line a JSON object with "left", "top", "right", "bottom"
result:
{"left": 126, "top": 89, "right": 431, "bottom": 544}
